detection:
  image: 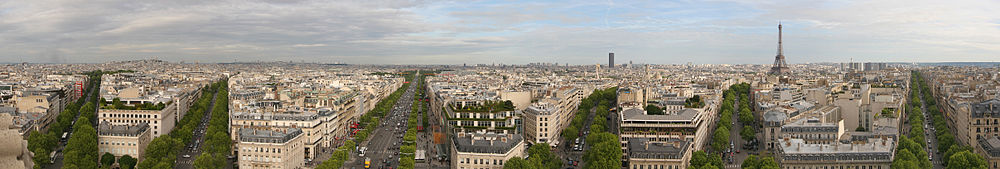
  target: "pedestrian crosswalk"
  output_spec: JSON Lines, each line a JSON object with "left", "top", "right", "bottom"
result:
{"left": 726, "top": 164, "right": 740, "bottom": 169}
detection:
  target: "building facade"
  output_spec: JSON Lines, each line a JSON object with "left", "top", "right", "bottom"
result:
{"left": 236, "top": 128, "right": 305, "bottom": 169}
{"left": 97, "top": 122, "right": 151, "bottom": 160}
{"left": 775, "top": 138, "right": 895, "bottom": 169}
{"left": 450, "top": 133, "right": 524, "bottom": 169}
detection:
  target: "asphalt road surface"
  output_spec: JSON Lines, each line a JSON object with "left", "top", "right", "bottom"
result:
{"left": 346, "top": 73, "right": 418, "bottom": 169}
{"left": 47, "top": 76, "right": 100, "bottom": 169}
{"left": 175, "top": 89, "right": 220, "bottom": 169}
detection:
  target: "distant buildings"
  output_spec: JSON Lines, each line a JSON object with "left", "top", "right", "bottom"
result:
{"left": 610, "top": 53, "right": 615, "bottom": 68}
{"left": 227, "top": 70, "right": 403, "bottom": 160}
{"left": 0, "top": 73, "right": 87, "bottom": 137}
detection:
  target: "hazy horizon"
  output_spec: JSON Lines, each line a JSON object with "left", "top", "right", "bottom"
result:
{"left": 2, "top": 0, "right": 999, "bottom": 64}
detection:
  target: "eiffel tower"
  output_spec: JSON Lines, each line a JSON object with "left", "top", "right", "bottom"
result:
{"left": 769, "top": 23, "right": 790, "bottom": 75}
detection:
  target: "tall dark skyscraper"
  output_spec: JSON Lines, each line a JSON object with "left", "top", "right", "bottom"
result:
{"left": 609, "top": 52, "right": 615, "bottom": 68}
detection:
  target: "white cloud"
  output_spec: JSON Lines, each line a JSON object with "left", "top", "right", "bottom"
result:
{"left": 0, "top": 0, "right": 998, "bottom": 64}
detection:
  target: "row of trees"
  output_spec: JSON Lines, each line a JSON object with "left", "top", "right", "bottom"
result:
{"left": 893, "top": 72, "right": 934, "bottom": 168}
{"left": 136, "top": 80, "right": 225, "bottom": 168}
{"left": 194, "top": 80, "right": 233, "bottom": 169}
{"left": 712, "top": 83, "right": 751, "bottom": 152}
{"left": 689, "top": 150, "right": 780, "bottom": 169}
{"left": 352, "top": 72, "right": 413, "bottom": 143}
{"left": 62, "top": 103, "right": 99, "bottom": 169}
{"left": 399, "top": 74, "right": 424, "bottom": 169}
{"left": 561, "top": 87, "right": 616, "bottom": 144}
{"left": 62, "top": 71, "right": 109, "bottom": 169}
{"left": 912, "top": 71, "right": 987, "bottom": 169}
{"left": 581, "top": 87, "right": 623, "bottom": 169}
{"left": 28, "top": 71, "right": 103, "bottom": 169}
{"left": 315, "top": 140, "right": 357, "bottom": 169}
{"left": 316, "top": 72, "right": 415, "bottom": 169}
{"left": 583, "top": 132, "right": 623, "bottom": 168}
{"left": 101, "top": 153, "right": 136, "bottom": 169}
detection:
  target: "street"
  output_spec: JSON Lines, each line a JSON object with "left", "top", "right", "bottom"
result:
{"left": 46, "top": 76, "right": 100, "bottom": 169}
{"left": 174, "top": 89, "right": 222, "bottom": 169}
{"left": 725, "top": 101, "right": 757, "bottom": 169}
{"left": 916, "top": 82, "right": 945, "bottom": 169}
{"left": 556, "top": 99, "right": 600, "bottom": 168}
{"left": 346, "top": 72, "right": 418, "bottom": 169}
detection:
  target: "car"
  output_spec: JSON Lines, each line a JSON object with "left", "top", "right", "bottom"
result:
{"left": 736, "top": 149, "right": 740, "bottom": 153}
{"left": 183, "top": 154, "right": 191, "bottom": 158}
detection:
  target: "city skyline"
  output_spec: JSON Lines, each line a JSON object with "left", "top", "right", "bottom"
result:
{"left": 1, "top": 0, "right": 999, "bottom": 64}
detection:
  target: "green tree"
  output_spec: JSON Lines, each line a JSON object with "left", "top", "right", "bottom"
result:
{"left": 947, "top": 150, "right": 988, "bottom": 169}
{"left": 526, "top": 143, "right": 562, "bottom": 169}
{"left": 758, "top": 156, "right": 780, "bottom": 169}
{"left": 584, "top": 141, "right": 622, "bottom": 169}
{"left": 31, "top": 148, "right": 50, "bottom": 168}
{"left": 583, "top": 133, "right": 622, "bottom": 169}
{"left": 689, "top": 151, "right": 708, "bottom": 167}
{"left": 118, "top": 155, "right": 137, "bottom": 169}
{"left": 739, "top": 107, "right": 754, "bottom": 124}
{"left": 698, "top": 164, "right": 719, "bottom": 169}
{"left": 742, "top": 155, "right": 760, "bottom": 169}
{"left": 502, "top": 157, "right": 531, "bottom": 169}
{"left": 645, "top": 105, "right": 664, "bottom": 115}
{"left": 101, "top": 152, "right": 116, "bottom": 167}
{"left": 563, "top": 126, "right": 579, "bottom": 142}
{"left": 740, "top": 125, "right": 755, "bottom": 141}
{"left": 712, "top": 126, "right": 730, "bottom": 151}
{"left": 590, "top": 124, "right": 605, "bottom": 133}
{"left": 194, "top": 153, "right": 218, "bottom": 169}
{"left": 944, "top": 145, "right": 973, "bottom": 166}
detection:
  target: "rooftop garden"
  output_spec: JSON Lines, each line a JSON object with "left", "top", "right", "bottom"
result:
{"left": 100, "top": 98, "right": 168, "bottom": 110}
{"left": 645, "top": 105, "right": 665, "bottom": 115}
{"left": 879, "top": 108, "right": 898, "bottom": 118}
{"left": 452, "top": 100, "right": 516, "bottom": 112}
{"left": 684, "top": 95, "right": 705, "bottom": 108}
{"left": 871, "top": 84, "right": 899, "bottom": 88}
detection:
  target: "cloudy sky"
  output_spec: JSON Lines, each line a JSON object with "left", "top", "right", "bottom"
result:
{"left": 1, "top": 0, "right": 999, "bottom": 64}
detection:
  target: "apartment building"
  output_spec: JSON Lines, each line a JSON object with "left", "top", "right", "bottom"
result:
{"left": 976, "top": 136, "right": 1000, "bottom": 169}
{"left": 973, "top": 99, "right": 1000, "bottom": 168}
{"left": 97, "top": 122, "right": 151, "bottom": 160}
{"left": 98, "top": 90, "right": 197, "bottom": 138}
{"left": 236, "top": 128, "right": 305, "bottom": 169}
{"left": 231, "top": 112, "right": 328, "bottom": 159}
{"left": 522, "top": 87, "right": 583, "bottom": 145}
{"left": 618, "top": 107, "right": 706, "bottom": 169}
{"left": 775, "top": 137, "right": 895, "bottom": 169}
{"left": 450, "top": 132, "right": 524, "bottom": 169}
